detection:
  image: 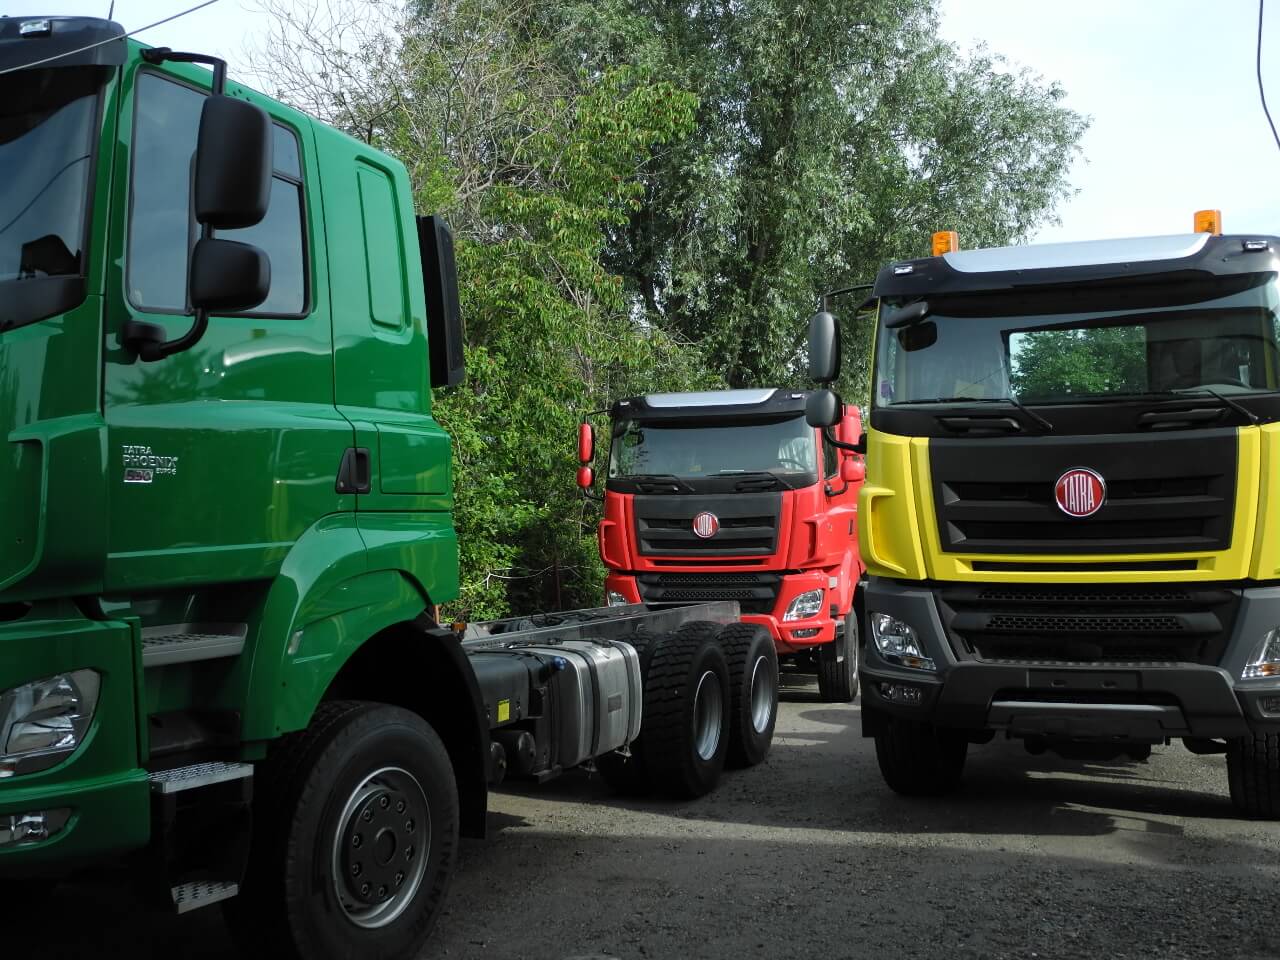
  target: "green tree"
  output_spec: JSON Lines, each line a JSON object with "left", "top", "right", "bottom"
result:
{"left": 1010, "top": 327, "right": 1147, "bottom": 401}
{"left": 546, "top": 0, "right": 1088, "bottom": 404}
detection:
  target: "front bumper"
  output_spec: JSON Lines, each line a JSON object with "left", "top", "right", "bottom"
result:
{"left": 0, "top": 613, "right": 149, "bottom": 874}
{"left": 605, "top": 571, "right": 842, "bottom": 652}
{"left": 859, "top": 578, "right": 1280, "bottom": 741}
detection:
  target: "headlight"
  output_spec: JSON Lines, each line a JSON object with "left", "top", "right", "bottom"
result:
{"left": 869, "top": 613, "right": 935, "bottom": 671}
{"left": 1244, "top": 628, "right": 1280, "bottom": 679}
{"left": 783, "top": 589, "right": 825, "bottom": 621}
{"left": 607, "top": 591, "right": 629, "bottom": 607}
{"left": 0, "top": 670, "right": 101, "bottom": 779}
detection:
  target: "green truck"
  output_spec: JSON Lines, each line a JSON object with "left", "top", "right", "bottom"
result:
{"left": 0, "top": 17, "right": 779, "bottom": 958}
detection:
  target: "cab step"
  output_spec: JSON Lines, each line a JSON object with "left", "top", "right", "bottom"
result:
{"left": 170, "top": 879, "right": 239, "bottom": 913}
{"left": 149, "top": 760, "right": 253, "bottom": 794}
{"left": 141, "top": 623, "right": 247, "bottom": 667}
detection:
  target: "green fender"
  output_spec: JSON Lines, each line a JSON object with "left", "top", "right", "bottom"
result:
{"left": 240, "top": 511, "right": 460, "bottom": 740}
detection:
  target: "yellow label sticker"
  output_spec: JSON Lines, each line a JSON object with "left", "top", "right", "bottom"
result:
{"left": 497, "top": 699, "right": 510, "bottom": 723}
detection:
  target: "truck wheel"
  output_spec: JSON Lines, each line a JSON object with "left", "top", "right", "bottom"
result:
{"left": 226, "top": 701, "right": 458, "bottom": 960}
{"left": 1227, "top": 732, "right": 1280, "bottom": 818}
{"left": 641, "top": 629, "right": 731, "bottom": 798}
{"left": 874, "top": 719, "right": 967, "bottom": 796}
{"left": 816, "top": 611, "right": 859, "bottom": 703}
{"left": 596, "top": 629, "right": 664, "bottom": 795}
{"left": 717, "top": 623, "right": 778, "bottom": 767}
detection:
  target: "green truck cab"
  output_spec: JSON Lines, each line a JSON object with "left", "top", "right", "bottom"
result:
{"left": 1, "top": 17, "right": 777, "bottom": 958}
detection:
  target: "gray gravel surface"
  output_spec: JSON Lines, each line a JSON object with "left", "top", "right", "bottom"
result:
{"left": 19, "top": 672, "right": 1280, "bottom": 959}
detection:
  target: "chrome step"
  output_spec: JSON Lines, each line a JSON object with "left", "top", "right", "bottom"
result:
{"left": 141, "top": 622, "right": 247, "bottom": 667}
{"left": 170, "top": 879, "right": 239, "bottom": 913}
{"left": 149, "top": 760, "right": 253, "bottom": 794}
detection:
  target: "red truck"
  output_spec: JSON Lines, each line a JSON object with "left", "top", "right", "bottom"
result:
{"left": 578, "top": 389, "right": 866, "bottom": 701}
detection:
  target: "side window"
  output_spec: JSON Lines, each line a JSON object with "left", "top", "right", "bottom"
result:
{"left": 356, "top": 164, "right": 407, "bottom": 329}
{"left": 822, "top": 433, "right": 838, "bottom": 478}
{"left": 128, "top": 72, "right": 307, "bottom": 316}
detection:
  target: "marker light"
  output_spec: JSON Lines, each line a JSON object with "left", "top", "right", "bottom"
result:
{"left": 931, "top": 231, "right": 959, "bottom": 256}
{"left": 1193, "top": 209, "right": 1222, "bottom": 235}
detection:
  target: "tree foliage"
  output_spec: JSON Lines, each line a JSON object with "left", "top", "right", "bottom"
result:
{"left": 250, "top": 0, "right": 1087, "bottom": 617}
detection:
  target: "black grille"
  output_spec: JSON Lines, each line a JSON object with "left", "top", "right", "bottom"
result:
{"left": 637, "top": 572, "right": 781, "bottom": 614}
{"left": 937, "top": 583, "right": 1241, "bottom": 664}
{"left": 634, "top": 493, "right": 781, "bottom": 556}
{"left": 930, "top": 431, "right": 1237, "bottom": 555}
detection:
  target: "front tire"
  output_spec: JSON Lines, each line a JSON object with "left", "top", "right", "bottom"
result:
{"left": 874, "top": 719, "right": 967, "bottom": 797}
{"left": 816, "top": 611, "right": 859, "bottom": 703}
{"left": 1227, "top": 732, "right": 1280, "bottom": 818}
{"left": 226, "top": 701, "right": 458, "bottom": 960}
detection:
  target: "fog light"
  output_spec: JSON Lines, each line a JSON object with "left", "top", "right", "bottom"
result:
{"left": 0, "top": 670, "right": 100, "bottom": 778}
{"left": 869, "top": 612, "right": 935, "bottom": 671}
{"left": 0, "top": 808, "right": 71, "bottom": 848}
{"left": 1260, "top": 696, "right": 1280, "bottom": 715}
{"left": 1244, "top": 628, "right": 1280, "bottom": 679}
{"left": 878, "top": 682, "right": 923, "bottom": 705}
{"left": 792, "top": 628, "right": 820, "bottom": 639}
{"left": 783, "top": 589, "right": 824, "bottom": 621}
{"left": 607, "top": 591, "right": 629, "bottom": 607}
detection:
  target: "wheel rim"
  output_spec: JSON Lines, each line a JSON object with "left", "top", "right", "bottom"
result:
{"left": 332, "top": 765, "right": 431, "bottom": 929}
{"left": 692, "top": 669, "right": 724, "bottom": 761}
{"left": 749, "top": 654, "right": 774, "bottom": 734}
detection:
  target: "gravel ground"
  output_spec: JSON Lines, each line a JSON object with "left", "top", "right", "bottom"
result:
{"left": 20, "top": 671, "right": 1280, "bottom": 960}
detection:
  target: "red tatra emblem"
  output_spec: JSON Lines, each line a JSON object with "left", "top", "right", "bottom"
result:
{"left": 692, "top": 511, "right": 720, "bottom": 538}
{"left": 1055, "top": 467, "right": 1106, "bottom": 518}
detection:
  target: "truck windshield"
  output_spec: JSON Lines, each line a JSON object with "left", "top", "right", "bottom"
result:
{"left": 609, "top": 416, "right": 818, "bottom": 479}
{"left": 0, "top": 67, "right": 103, "bottom": 330}
{"left": 874, "top": 273, "right": 1280, "bottom": 406}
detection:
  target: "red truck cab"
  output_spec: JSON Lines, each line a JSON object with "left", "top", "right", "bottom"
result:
{"left": 580, "top": 389, "right": 866, "bottom": 701}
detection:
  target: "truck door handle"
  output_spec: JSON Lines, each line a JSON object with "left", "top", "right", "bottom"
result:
{"left": 336, "top": 447, "right": 372, "bottom": 494}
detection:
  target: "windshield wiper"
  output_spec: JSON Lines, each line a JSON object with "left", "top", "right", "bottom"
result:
{"left": 1169, "top": 388, "right": 1259, "bottom": 424}
{"left": 625, "top": 473, "right": 694, "bottom": 492}
{"left": 893, "top": 396, "right": 1053, "bottom": 432}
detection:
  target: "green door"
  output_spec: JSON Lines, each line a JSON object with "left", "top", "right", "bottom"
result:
{"left": 102, "top": 59, "right": 354, "bottom": 593}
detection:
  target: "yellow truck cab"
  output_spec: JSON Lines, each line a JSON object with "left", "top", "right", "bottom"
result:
{"left": 806, "top": 214, "right": 1280, "bottom": 817}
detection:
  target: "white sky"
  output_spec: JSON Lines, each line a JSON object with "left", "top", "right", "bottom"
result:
{"left": 14, "top": 0, "right": 1280, "bottom": 244}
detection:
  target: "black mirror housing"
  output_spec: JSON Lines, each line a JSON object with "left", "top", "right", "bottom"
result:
{"left": 806, "top": 389, "right": 841, "bottom": 428}
{"left": 418, "top": 215, "right": 466, "bottom": 387}
{"left": 808, "top": 310, "right": 840, "bottom": 383}
{"left": 189, "top": 238, "right": 270, "bottom": 313}
{"left": 194, "top": 95, "right": 273, "bottom": 229}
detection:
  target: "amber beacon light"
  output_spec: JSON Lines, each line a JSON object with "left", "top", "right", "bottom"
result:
{"left": 1193, "top": 209, "right": 1223, "bottom": 235}
{"left": 931, "top": 230, "right": 960, "bottom": 256}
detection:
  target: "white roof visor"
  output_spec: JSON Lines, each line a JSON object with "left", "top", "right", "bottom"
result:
{"left": 942, "top": 233, "right": 1212, "bottom": 274}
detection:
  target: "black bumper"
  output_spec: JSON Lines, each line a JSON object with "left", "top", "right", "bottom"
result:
{"left": 860, "top": 579, "right": 1280, "bottom": 741}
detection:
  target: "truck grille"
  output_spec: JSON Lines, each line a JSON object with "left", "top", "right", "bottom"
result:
{"left": 633, "top": 493, "right": 781, "bottom": 556}
{"left": 929, "top": 431, "right": 1237, "bottom": 555}
{"left": 636, "top": 572, "right": 781, "bottom": 614}
{"left": 936, "top": 583, "right": 1242, "bottom": 664}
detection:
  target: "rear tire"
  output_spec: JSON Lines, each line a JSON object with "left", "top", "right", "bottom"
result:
{"left": 225, "top": 701, "right": 458, "bottom": 960}
{"left": 717, "top": 623, "right": 778, "bottom": 767}
{"left": 816, "top": 610, "right": 859, "bottom": 703}
{"left": 640, "top": 628, "right": 731, "bottom": 798}
{"left": 874, "top": 719, "right": 967, "bottom": 796}
{"left": 1227, "top": 732, "right": 1280, "bottom": 818}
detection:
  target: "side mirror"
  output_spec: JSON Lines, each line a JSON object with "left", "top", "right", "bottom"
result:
{"left": 578, "top": 422, "right": 595, "bottom": 464}
{"left": 189, "top": 238, "right": 270, "bottom": 313}
{"left": 807, "top": 310, "right": 840, "bottom": 383}
{"left": 838, "top": 404, "right": 863, "bottom": 447}
{"left": 806, "top": 389, "right": 840, "bottom": 428}
{"left": 577, "top": 466, "right": 595, "bottom": 490}
{"left": 841, "top": 458, "right": 865, "bottom": 484}
{"left": 419, "top": 215, "right": 465, "bottom": 387}
{"left": 194, "top": 95, "right": 273, "bottom": 229}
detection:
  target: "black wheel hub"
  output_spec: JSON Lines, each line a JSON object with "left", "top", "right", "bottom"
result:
{"left": 340, "top": 787, "right": 419, "bottom": 905}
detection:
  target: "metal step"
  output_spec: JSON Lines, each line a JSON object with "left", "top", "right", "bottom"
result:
{"left": 141, "top": 622, "right": 247, "bottom": 667}
{"left": 149, "top": 760, "right": 254, "bottom": 795}
{"left": 170, "top": 879, "right": 239, "bottom": 913}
